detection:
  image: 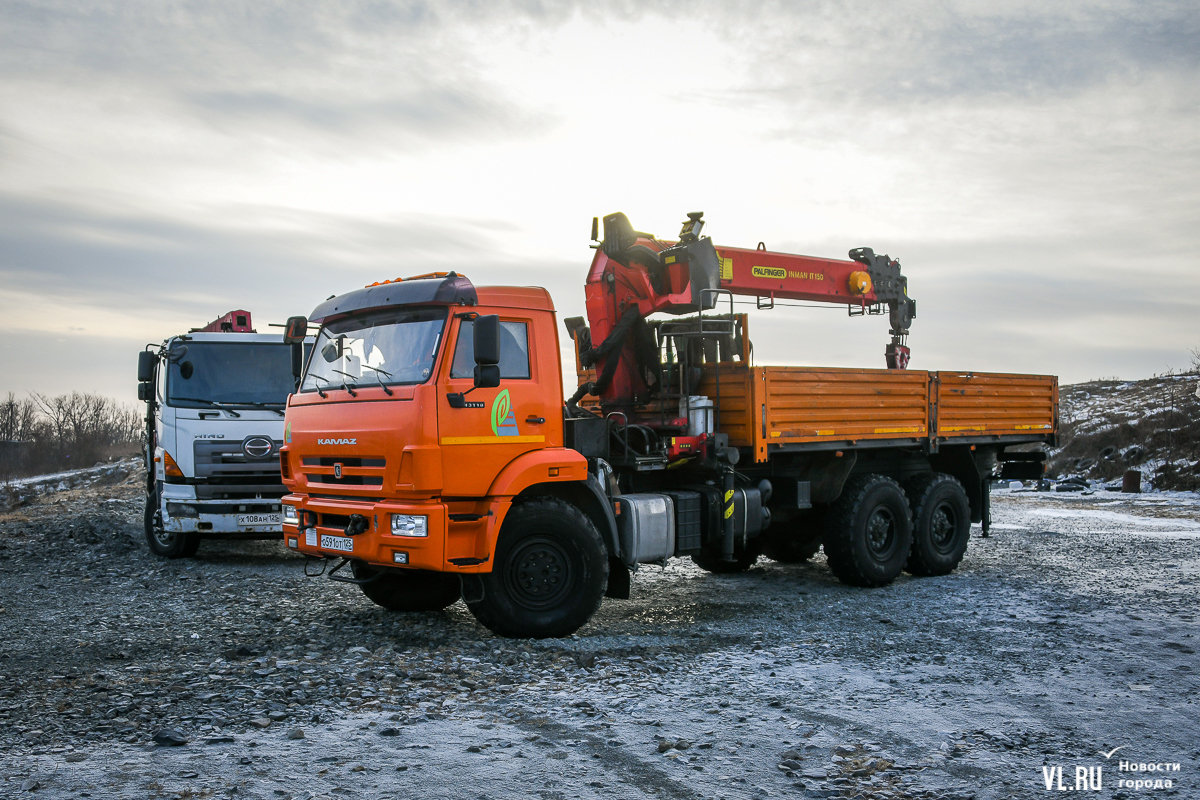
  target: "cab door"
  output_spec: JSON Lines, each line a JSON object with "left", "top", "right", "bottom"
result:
{"left": 437, "top": 312, "right": 554, "bottom": 497}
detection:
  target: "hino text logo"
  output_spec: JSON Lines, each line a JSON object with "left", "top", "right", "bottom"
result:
{"left": 317, "top": 438, "right": 356, "bottom": 445}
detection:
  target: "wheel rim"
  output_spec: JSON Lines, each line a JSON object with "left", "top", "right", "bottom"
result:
{"left": 929, "top": 502, "right": 959, "bottom": 554}
{"left": 865, "top": 507, "right": 897, "bottom": 558}
{"left": 150, "top": 508, "right": 177, "bottom": 549}
{"left": 503, "top": 536, "right": 573, "bottom": 611}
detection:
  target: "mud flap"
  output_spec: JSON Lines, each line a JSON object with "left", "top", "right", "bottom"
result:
{"left": 461, "top": 574, "right": 485, "bottom": 604}
{"left": 605, "top": 558, "right": 630, "bottom": 599}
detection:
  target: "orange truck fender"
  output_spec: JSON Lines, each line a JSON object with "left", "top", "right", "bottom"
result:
{"left": 486, "top": 447, "right": 623, "bottom": 579}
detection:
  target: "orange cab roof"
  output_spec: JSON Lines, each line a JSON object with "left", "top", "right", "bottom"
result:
{"left": 475, "top": 286, "right": 555, "bottom": 312}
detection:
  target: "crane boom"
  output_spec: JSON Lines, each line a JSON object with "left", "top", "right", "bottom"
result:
{"left": 575, "top": 211, "right": 916, "bottom": 410}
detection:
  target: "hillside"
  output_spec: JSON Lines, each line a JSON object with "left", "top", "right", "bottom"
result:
{"left": 1050, "top": 370, "right": 1200, "bottom": 491}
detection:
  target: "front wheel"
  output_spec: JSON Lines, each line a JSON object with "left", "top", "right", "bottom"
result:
{"left": 351, "top": 562, "right": 462, "bottom": 611}
{"left": 823, "top": 474, "right": 912, "bottom": 587}
{"left": 467, "top": 497, "right": 608, "bottom": 639}
{"left": 904, "top": 473, "right": 971, "bottom": 576}
{"left": 144, "top": 490, "right": 199, "bottom": 559}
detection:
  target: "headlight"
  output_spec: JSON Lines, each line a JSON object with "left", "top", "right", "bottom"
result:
{"left": 391, "top": 514, "right": 428, "bottom": 537}
{"left": 282, "top": 504, "right": 299, "bottom": 524}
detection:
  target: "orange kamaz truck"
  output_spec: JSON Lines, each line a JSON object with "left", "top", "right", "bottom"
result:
{"left": 279, "top": 212, "right": 1056, "bottom": 638}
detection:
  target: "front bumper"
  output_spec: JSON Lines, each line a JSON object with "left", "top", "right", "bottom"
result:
{"left": 161, "top": 498, "right": 283, "bottom": 535}
{"left": 282, "top": 494, "right": 455, "bottom": 571}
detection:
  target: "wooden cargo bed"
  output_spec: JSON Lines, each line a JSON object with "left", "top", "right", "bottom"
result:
{"left": 700, "top": 365, "right": 1057, "bottom": 462}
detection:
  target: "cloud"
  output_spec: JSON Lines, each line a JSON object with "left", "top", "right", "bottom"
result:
{"left": 0, "top": 0, "right": 1197, "bottom": 403}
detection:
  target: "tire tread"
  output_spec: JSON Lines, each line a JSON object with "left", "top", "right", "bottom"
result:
{"left": 903, "top": 472, "right": 970, "bottom": 576}
{"left": 823, "top": 474, "right": 911, "bottom": 587}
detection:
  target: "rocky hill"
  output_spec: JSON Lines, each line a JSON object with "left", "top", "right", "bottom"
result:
{"left": 1050, "top": 370, "right": 1200, "bottom": 491}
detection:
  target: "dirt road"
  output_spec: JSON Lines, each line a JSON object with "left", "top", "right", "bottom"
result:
{"left": 1, "top": 474, "right": 1196, "bottom": 799}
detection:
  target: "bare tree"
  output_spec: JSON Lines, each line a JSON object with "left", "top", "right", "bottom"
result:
{"left": 0, "top": 392, "right": 141, "bottom": 479}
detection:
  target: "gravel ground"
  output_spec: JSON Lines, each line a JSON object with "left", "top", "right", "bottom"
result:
{"left": 1, "top": 472, "right": 1198, "bottom": 799}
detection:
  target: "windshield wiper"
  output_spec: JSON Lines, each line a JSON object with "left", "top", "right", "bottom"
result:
{"left": 172, "top": 398, "right": 242, "bottom": 418}
{"left": 243, "top": 401, "right": 287, "bottom": 417}
{"left": 332, "top": 369, "right": 359, "bottom": 397}
{"left": 310, "top": 375, "right": 329, "bottom": 399}
{"left": 360, "top": 364, "right": 394, "bottom": 396}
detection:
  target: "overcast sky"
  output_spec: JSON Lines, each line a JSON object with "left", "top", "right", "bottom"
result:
{"left": 1, "top": 0, "right": 1197, "bottom": 403}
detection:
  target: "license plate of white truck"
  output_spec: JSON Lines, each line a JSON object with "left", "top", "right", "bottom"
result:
{"left": 238, "top": 513, "right": 280, "bottom": 526}
{"left": 320, "top": 534, "right": 354, "bottom": 553}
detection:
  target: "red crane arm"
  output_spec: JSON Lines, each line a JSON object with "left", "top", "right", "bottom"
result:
{"left": 575, "top": 212, "right": 915, "bottom": 410}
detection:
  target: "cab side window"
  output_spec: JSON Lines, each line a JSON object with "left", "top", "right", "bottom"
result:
{"left": 450, "top": 320, "right": 531, "bottom": 379}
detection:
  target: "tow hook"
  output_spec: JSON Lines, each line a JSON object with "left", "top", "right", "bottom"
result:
{"left": 344, "top": 514, "right": 369, "bottom": 536}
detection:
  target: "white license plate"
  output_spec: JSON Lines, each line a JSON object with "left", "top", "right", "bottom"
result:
{"left": 238, "top": 513, "right": 281, "bottom": 526}
{"left": 320, "top": 534, "right": 354, "bottom": 553}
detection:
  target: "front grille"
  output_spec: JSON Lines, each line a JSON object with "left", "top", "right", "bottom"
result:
{"left": 308, "top": 475, "right": 383, "bottom": 486}
{"left": 194, "top": 439, "right": 283, "bottom": 480}
{"left": 195, "top": 483, "right": 287, "bottom": 500}
{"left": 300, "top": 453, "right": 386, "bottom": 493}
{"left": 302, "top": 456, "right": 386, "bottom": 468}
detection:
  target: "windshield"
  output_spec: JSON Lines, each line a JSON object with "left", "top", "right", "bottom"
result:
{"left": 166, "top": 342, "right": 296, "bottom": 408}
{"left": 300, "top": 307, "right": 447, "bottom": 393}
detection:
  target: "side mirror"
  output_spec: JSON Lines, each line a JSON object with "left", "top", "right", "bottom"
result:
{"left": 283, "top": 316, "right": 308, "bottom": 344}
{"left": 473, "top": 364, "right": 500, "bottom": 389}
{"left": 137, "top": 351, "right": 156, "bottom": 383}
{"left": 167, "top": 345, "right": 188, "bottom": 363}
{"left": 137, "top": 382, "right": 153, "bottom": 402}
{"left": 473, "top": 314, "right": 500, "bottom": 366}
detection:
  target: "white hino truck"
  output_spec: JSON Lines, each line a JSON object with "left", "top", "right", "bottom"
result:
{"left": 136, "top": 310, "right": 308, "bottom": 558}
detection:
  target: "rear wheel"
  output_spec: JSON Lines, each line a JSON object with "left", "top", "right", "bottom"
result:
{"left": 144, "top": 490, "right": 199, "bottom": 559}
{"left": 823, "top": 475, "right": 912, "bottom": 587}
{"left": 351, "top": 561, "right": 462, "bottom": 611}
{"left": 904, "top": 473, "right": 971, "bottom": 576}
{"left": 467, "top": 497, "right": 608, "bottom": 638}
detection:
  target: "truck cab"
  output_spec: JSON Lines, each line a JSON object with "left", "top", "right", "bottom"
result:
{"left": 281, "top": 274, "right": 619, "bottom": 637}
{"left": 137, "top": 311, "right": 308, "bottom": 558}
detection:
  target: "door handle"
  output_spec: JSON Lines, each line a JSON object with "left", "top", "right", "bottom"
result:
{"left": 525, "top": 416, "right": 545, "bottom": 424}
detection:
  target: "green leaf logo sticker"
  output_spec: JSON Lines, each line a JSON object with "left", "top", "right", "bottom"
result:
{"left": 491, "top": 389, "right": 519, "bottom": 437}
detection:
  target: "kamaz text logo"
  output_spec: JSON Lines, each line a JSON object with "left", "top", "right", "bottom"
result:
{"left": 317, "top": 438, "right": 357, "bottom": 445}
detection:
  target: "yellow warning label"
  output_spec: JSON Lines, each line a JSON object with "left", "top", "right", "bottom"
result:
{"left": 724, "top": 506, "right": 734, "bottom": 519}
{"left": 720, "top": 257, "right": 733, "bottom": 280}
{"left": 724, "top": 490, "right": 734, "bottom": 502}
{"left": 873, "top": 427, "right": 923, "bottom": 434}
{"left": 664, "top": 255, "right": 675, "bottom": 264}
{"left": 752, "top": 266, "right": 787, "bottom": 280}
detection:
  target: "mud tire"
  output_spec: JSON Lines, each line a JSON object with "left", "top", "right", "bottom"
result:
{"left": 903, "top": 472, "right": 971, "bottom": 576}
{"left": 144, "top": 489, "right": 200, "bottom": 559}
{"left": 823, "top": 474, "right": 912, "bottom": 587}
{"left": 351, "top": 562, "right": 462, "bottom": 611}
{"left": 467, "top": 497, "right": 608, "bottom": 639}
